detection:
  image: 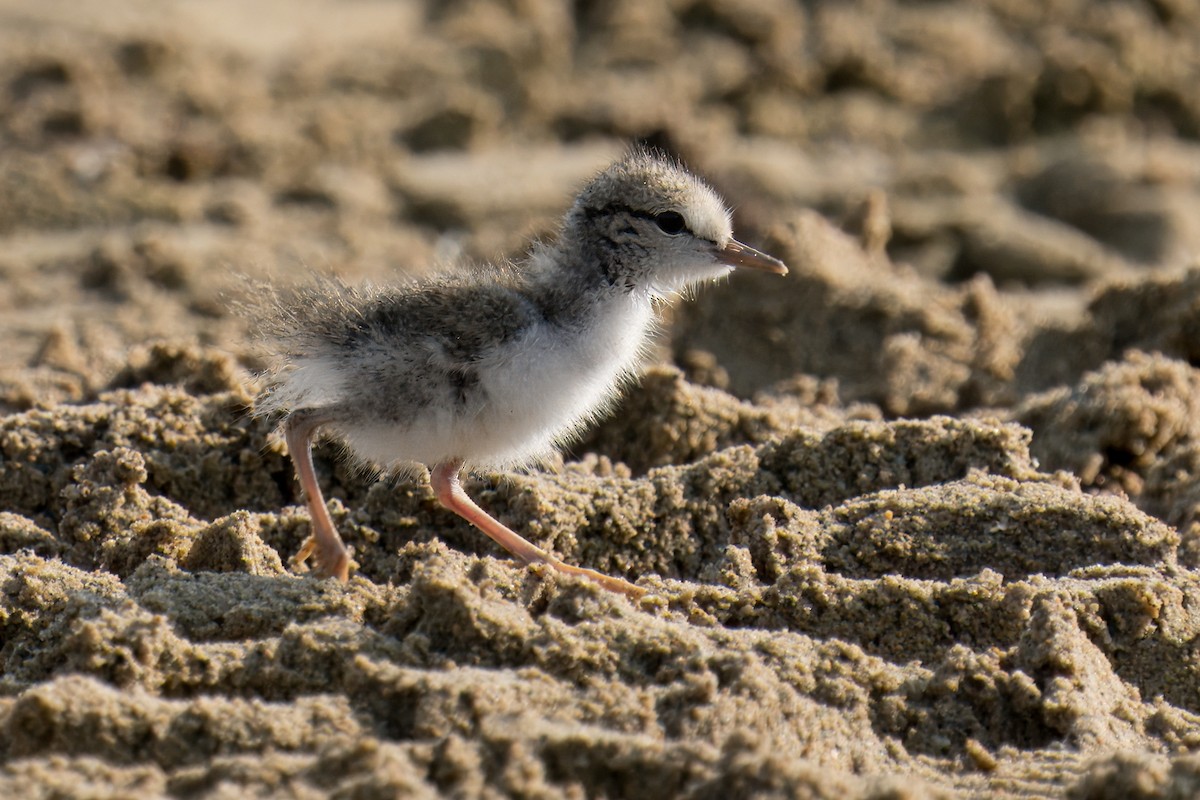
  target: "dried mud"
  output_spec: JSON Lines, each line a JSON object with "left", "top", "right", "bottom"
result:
{"left": 4, "top": 1, "right": 1200, "bottom": 797}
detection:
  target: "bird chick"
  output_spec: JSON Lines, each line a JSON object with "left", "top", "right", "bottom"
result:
{"left": 257, "top": 150, "right": 787, "bottom": 597}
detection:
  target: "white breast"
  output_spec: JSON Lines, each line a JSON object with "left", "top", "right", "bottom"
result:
{"left": 341, "top": 293, "right": 655, "bottom": 470}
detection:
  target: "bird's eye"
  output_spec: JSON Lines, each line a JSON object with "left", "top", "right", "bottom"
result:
{"left": 654, "top": 211, "right": 687, "bottom": 235}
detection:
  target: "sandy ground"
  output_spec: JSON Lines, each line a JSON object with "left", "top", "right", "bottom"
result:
{"left": 3, "top": 0, "right": 1200, "bottom": 797}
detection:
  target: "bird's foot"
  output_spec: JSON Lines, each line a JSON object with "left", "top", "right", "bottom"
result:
{"left": 428, "top": 460, "right": 647, "bottom": 599}
{"left": 544, "top": 557, "right": 647, "bottom": 599}
{"left": 292, "top": 534, "right": 353, "bottom": 582}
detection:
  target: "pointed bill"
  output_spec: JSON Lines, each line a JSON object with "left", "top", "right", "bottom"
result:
{"left": 718, "top": 238, "right": 788, "bottom": 275}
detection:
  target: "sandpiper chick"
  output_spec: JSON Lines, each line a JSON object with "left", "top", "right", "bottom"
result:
{"left": 258, "top": 150, "right": 787, "bottom": 597}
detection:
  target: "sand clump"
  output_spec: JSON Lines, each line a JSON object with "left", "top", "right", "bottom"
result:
{"left": 4, "top": 362, "right": 1200, "bottom": 796}
{"left": 3, "top": 0, "right": 1200, "bottom": 797}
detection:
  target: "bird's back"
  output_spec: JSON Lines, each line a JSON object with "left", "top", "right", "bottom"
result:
{"left": 262, "top": 272, "right": 539, "bottom": 418}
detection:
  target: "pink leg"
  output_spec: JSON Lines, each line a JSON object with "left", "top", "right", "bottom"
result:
{"left": 429, "top": 459, "right": 645, "bottom": 598}
{"left": 285, "top": 414, "right": 351, "bottom": 581}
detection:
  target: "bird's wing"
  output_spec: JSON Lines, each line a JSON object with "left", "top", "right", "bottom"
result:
{"left": 357, "top": 279, "right": 537, "bottom": 367}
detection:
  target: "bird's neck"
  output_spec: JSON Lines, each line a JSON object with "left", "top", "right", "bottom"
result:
{"left": 524, "top": 241, "right": 654, "bottom": 327}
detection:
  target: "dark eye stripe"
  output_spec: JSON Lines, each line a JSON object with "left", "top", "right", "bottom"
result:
{"left": 583, "top": 203, "right": 695, "bottom": 237}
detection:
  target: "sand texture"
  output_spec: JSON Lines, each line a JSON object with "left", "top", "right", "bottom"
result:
{"left": 4, "top": 1, "right": 1200, "bottom": 797}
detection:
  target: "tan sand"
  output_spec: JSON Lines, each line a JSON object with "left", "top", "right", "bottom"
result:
{"left": 3, "top": 1, "right": 1200, "bottom": 796}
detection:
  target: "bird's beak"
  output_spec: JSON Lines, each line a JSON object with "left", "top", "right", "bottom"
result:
{"left": 717, "top": 238, "right": 788, "bottom": 275}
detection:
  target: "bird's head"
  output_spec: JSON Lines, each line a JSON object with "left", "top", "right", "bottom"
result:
{"left": 562, "top": 150, "right": 787, "bottom": 297}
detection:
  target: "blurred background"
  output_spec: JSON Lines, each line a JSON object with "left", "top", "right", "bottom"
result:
{"left": 1, "top": 0, "right": 1199, "bottom": 413}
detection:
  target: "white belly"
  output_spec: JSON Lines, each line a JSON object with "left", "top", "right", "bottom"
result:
{"left": 342, "top": 295, "right": 654, "bottom": 470}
